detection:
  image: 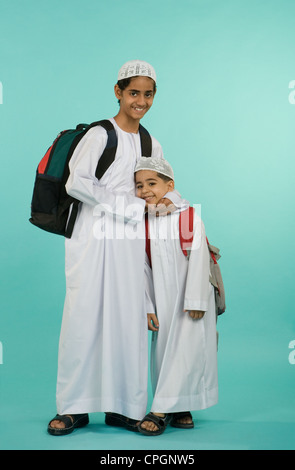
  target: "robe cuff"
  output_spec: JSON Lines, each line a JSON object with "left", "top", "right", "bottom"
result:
{"left": 184, "top": 299, "right": 208, "bottom": 312}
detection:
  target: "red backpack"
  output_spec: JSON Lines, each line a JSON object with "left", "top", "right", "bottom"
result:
{"left": 145, "top": 207, "right": 226, "bottom": 315}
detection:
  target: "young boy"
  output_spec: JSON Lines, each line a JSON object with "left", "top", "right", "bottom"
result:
{"left": 48, "top": 61, "right": 184, "bottom": 435}
{"left": 135, "top": 156, "right": 218, "bottom": 435}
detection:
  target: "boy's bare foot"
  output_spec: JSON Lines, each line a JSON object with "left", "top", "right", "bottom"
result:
{"left": 138, "top": 412, "right": 172, "bottom": 435}
{"left": 173, "top": 414, "right": 193, "bottom": 426}
{"left": 170, "top": 411, "right": 194, "bottom": 429}
{"left": 49, "top": 415, "right": 73, "bottom": 429}
{"left": 47, "top": 413, "right": 89, "bottom": 435}
{"left": 140, "top": 412, "right": 165, "bottom": 432}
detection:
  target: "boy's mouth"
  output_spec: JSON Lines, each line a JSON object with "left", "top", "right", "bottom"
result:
{"left": 143, "top": 195, "right": 155, "bottom": 203}
{"left": 132, "top": 106, "right": 146, "bottom": 112}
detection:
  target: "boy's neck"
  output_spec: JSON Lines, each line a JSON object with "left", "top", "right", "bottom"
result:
{"left": 113, "top": 113, "right": 140, "bottom": 133}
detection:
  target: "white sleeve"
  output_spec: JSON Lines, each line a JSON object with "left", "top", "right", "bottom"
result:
{"left": 183, "top": 215, "right": 210, "bottom": 312}
{"left": 164, "top": 190, "right": 189, "bottom": 209}
{"left": 151, "top": 135, "right": 163, "bottom": 158}
{"left": 144, "top": 255, "right": 156, "bottom": 314}
{"left": 66, "top": 127, "right": 145, "bottom": 223}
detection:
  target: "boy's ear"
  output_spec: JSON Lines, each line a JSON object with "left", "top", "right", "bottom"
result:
{"left": 114, "top": 84, "right": 122, "bottom": 100}
{"left": 168, "top": 180, "right": 175, "bottom": 191}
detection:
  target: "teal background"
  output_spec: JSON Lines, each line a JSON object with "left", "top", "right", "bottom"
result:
{"left": 0, "top": 0, "right": 294, "bottom": 450}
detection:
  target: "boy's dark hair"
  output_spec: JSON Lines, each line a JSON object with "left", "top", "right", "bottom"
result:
{"left": 117, "top": 78, "right": 132, "bottom": 91}
{"left": 116, "top": 77, "right": 157, "bottom": 104}
{"left": 157, "top": 173, "right": 173, "bottom": 183}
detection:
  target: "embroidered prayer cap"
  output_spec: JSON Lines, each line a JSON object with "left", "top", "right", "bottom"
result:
{"left": 135, "top": 156, "right": 174, "bottom": 180}
{"left": 118, "top": 60, "right": 156, "bottom": 83}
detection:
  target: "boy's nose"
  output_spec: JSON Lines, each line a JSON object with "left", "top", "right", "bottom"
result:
{"left": 136, "top": 94, "right": 146, "bottom": 106}
{"left": 141, "top": 185, "right": 149, "bottom": 194}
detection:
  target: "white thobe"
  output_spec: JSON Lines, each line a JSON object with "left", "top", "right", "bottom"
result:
{"left": 56, "top": 118, "right": 181, "bottom": 420}
{"left": 145, "top": 209, "right": 218, "bottom": 413}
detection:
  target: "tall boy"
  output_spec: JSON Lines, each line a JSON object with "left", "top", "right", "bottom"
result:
{"left": 48, "top": 61, "right": 182, "bottom": 435}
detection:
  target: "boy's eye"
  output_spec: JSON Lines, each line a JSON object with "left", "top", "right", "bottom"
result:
{"left": 129, "top": 91, "right": 153, "bottom": 98}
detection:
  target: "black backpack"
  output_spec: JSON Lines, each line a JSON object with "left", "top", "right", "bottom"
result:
{"left": 29, "top": 119, "right": 152, "bottom": 238}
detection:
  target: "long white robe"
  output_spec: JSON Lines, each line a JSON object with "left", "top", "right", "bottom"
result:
{"left": 145, "top": 209, "right": 218, "bottom": 413}
{"left": 56, "top": 118, "right": 175, "bottom": 420}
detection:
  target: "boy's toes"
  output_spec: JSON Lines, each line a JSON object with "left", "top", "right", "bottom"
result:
{"left": 170, "top": 412, "right": 194, "bottom": 429}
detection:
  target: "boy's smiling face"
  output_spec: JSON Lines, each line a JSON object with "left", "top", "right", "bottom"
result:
{"left": 114, "top": 76, "right": 156, "bottom": 122}
{"left": 135, "top": 170, "right": 174, "bottom": 205}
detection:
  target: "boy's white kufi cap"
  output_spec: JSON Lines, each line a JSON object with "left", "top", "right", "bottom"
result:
{"left": 118, "top": 60, "right": 156, "bottom": 83}
{"left": 135, "top": 156, "right": 174, "bottom": 180}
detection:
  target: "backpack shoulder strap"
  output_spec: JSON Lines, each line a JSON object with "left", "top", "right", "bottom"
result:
{"left": 139, "top": 124, "right": 152, "bottom": 157}
{"left": 92, "top": 120, "right": 118, "bottom": 180}
{"left": 179, "top": 206, "right": 218, "bottom": 262}
{"left": 94, "top": 121, "right": 152, "bottom": 179}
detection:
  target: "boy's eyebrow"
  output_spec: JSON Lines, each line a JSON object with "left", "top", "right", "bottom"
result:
{"left": 135, "top": 177, "right": 158, "bottom": 184}
{"left": 129, "top": 88, "right": 154, "bottom": 93}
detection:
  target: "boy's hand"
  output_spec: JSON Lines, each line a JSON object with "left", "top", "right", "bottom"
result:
{"left": 158, "top": 197, "right": 176, "bottom": 215}
{"left": 147, "top": 313, "right": 159, "bottom": 331}
{"left": 184, "top": 310, "right": 205, "bottom": 320}
{"left": 147, "top": 199, "right": 176, "bottom": 217}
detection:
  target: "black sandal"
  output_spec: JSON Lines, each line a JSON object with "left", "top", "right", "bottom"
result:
{"left": 47, "top": 413, "right": 89, "bottom": 436}
{"left": 138, "top": 412, "right": 172, "bottom": 436}
{"left": 170, "top": 411, "right": 194, "bottom": 429}
{"left": 105, "top": 412, "right": 139, "bottom": 432}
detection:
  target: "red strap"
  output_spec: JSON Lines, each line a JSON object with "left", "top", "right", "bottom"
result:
{"left": 145, "top": 213, "right": 151, "bottom": 266}
{"left": 179, "top": 207, "right": 194, "bottom": 256}
{"left": 146, "top": 207, "right": 217, "bottom": 267}
{"left": 206, "top": 236, "right": 217, "bottom": 264}
{"left": 179, "top": 207, "right": 217, "bottom": 264}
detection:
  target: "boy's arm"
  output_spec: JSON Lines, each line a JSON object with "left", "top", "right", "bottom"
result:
{"left": 154, "top": 190, "right": 189, "bottom": 217}
{"left": 163, "top": 190, "right": 189, "bottom": 209}
{"left": 66, "top": 127, "right": 145, "bottom": 223}
{"left": 184, "top": 215, "right": 210, "bottom": 314}
{"left": 144, "top": 256, "right": 159, "bottom": 331}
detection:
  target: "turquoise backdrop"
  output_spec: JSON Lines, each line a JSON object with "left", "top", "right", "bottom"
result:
{"left": 0, "top": 0, "right": 294, "bottom": 450}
